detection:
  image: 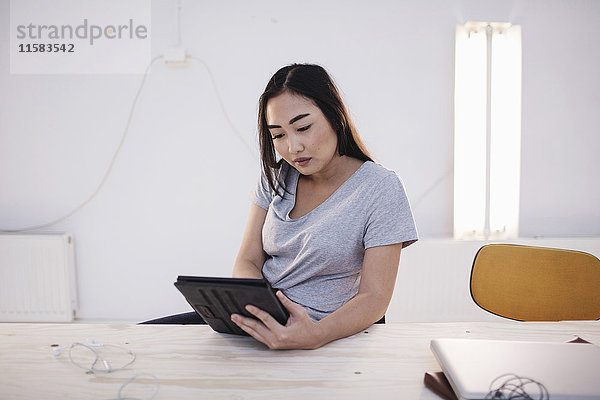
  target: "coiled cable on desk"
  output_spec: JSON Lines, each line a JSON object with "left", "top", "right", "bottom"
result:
{"left": 52, "top": 339, "right": 159, "bottom": 400}
{"left": 485, "top": 374, "right": 549, "bottom": 400}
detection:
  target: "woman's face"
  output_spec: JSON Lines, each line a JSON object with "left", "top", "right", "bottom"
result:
{"left": 266, "top": 91, "right": 339, "bottom": 177}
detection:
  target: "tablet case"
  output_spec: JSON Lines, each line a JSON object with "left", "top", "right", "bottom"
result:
{"left": 174, "top": 276, "right": 289, "bottom": 336}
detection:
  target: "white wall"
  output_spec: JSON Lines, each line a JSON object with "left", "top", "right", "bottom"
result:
{"left": 0, "top": 0, "right": 598, "bottom": 322}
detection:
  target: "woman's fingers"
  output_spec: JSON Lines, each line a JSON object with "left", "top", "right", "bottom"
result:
{"left": 231, "top": 307, "right": 295, "bottom": 350}
{"left": 231, "top": 305, "right": 287, "bottom": 348}
{"left": 231, "top": 313, "right": 270, "bottom": 345}
{"left": 230, "top": 294, "right": 317, "bottom": 350}
{"left": 245, "top": 304, "right": 280, "bottom": 329}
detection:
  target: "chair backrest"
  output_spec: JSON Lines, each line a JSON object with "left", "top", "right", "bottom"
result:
{"left": 470, "top": 244, "right": 600, "bottom": 321}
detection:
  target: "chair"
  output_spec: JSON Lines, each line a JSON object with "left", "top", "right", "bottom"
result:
{"left": 470, "top": 244, "right": 600, "bottom": 321}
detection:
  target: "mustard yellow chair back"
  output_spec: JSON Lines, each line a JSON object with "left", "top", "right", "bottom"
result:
{"left": 470, "top": 244, "right": 600, "bottom": 321}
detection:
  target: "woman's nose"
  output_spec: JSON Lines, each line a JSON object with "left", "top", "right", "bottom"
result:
{"left": 288, "top": 135, "right": 304, "bottom": 153}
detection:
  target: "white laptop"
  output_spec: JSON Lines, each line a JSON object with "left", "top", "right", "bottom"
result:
{"left": 430, "top": 338, "right": 600, "bottom": 400}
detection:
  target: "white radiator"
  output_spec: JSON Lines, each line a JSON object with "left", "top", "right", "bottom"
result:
{"left": 0, "top": 233, "right": 77, "bottom": 322}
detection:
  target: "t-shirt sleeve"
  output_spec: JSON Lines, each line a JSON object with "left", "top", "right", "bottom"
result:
{"left": 251, "top": 170, "right": 273, "bottom": 211}
{"left": 363, "top": 173, "right": 418, "bottom": 249}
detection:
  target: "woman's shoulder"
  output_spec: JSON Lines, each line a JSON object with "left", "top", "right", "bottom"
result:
{"left": 352, "top": 161, "right": 409, "bottom": 203}
{"left": 359, "top": 161, "right": 401, "bottom": 183}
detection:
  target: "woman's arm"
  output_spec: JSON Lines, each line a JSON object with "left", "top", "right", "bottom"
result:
{"left": 232, "top": 204, "right": 268, "bottom": 279}
{"left": 231, "top": 242, "right": 402, "bottom": 349}
{"left": 311, "top": 243, "right": 402, "bottom": 346}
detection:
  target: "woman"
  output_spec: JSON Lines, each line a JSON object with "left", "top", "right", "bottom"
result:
{"left": 231, "top": 64, "right": 417, "bottom": 349}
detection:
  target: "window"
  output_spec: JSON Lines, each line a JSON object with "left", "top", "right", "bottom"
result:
{"left": 454, "top": 22, "right": 522, "bottom": 240}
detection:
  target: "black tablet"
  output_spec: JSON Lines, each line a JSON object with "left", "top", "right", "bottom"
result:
{"left": 174, "top": 276, "right": 289, "bottom": 336}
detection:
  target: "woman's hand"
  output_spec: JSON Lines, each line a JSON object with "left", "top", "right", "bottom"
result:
{"left": 230, "top": 291, "right": 323, "bottom": 350}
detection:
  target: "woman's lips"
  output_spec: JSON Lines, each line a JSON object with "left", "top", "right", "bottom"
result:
{"left": 294, "top": 157, "right": 311, "bottom": 167}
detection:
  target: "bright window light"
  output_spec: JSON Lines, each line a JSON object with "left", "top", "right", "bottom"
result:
{"left": 454, "top": 26, "right": 487, "bottom": 239}
{"left": 454, "top": 22, "right": 522, "bottom": 240}
{"left": 489, "top": 25, "right": 522, "bottom": 239}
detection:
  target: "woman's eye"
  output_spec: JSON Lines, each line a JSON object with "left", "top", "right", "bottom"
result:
{"left": 297, "top": 124, "right": 311, "bottom": 132}
{"left": 272, "top": 133, "right": 285, "bottom": 140}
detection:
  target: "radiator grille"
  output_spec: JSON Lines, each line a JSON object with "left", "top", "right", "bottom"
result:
{"left": 0, "top": 233, "right": 77, "bottom": 322}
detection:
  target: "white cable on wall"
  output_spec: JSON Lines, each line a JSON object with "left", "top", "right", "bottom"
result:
{"left": 0, "top": 56, "right": 161, "bottom": 233}
{"left": 0, "top": 54, "right": 255, "bottom": 233}
{"left": 187, "top": 55, "right": 256, "bottom": 157}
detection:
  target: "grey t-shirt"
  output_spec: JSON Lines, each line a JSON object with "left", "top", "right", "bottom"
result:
{"left": 252, "top": 160, "right": 418, "bottom": 321}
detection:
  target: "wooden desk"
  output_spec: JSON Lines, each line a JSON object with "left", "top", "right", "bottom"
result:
{"left": 1, "top": 321, "right": 598, "bottom": 399}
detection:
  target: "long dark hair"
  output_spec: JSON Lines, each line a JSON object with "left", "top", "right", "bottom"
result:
{"left": 258, "top": 64, "right": 373, "bottom": 196}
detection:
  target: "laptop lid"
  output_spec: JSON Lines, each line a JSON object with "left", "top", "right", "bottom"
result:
{"left": 430, "top": 338, "right": 600, "bottom": 400}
